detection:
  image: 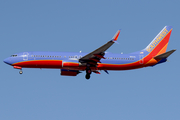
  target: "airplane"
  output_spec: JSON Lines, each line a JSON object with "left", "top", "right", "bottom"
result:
{"left": 3, "top": 26, "right": 176, "bottom": 79}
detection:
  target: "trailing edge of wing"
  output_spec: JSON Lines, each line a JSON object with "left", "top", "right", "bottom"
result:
{"left": 154, "top": 49, "right": 176, "bottom": 60}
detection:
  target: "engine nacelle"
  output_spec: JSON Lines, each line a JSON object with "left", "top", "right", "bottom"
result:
{"left": 61, "top": 69, "right": 79, "bottom": 76}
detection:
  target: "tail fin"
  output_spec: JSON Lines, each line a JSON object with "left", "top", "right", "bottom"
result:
{"left": 145, "top": 26, "right": 173, "bottom": 56}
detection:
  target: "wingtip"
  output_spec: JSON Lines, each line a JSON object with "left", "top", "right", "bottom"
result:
{"left": 112, "top": 29, "right": 121, "bottom": 41}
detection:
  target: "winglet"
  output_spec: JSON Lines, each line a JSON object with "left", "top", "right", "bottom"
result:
{"left": 112, "top": 30, "right": 121, "bottom": 42}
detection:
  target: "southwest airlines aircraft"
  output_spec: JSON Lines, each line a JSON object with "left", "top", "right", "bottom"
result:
{"left": 4, "top": 26, "right": 176, "bottom": 79}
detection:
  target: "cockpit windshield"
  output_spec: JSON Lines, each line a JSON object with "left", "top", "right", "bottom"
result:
{"left": 11, "top": 55, "right": 17, "bottom": 57}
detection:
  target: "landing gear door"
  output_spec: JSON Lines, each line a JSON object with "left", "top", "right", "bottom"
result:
{"left": 23, "top": 52, "right": 29, "bottom": 61}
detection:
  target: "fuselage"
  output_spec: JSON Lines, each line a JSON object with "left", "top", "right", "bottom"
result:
{"left": 3, "top": 50, "right": 159, "bottom": 71}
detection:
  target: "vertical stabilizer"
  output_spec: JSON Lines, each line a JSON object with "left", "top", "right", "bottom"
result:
{"left": 145, "top": 26, "right": 173, "bottom": 56}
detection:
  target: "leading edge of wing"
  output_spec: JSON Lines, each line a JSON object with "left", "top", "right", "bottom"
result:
{"left": 79, "top": 29, "right": 121, "bottom": 63}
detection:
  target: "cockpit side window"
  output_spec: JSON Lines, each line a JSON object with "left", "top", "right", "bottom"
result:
{"left": 11, "top": 55, "right": 17, "bottom": 57}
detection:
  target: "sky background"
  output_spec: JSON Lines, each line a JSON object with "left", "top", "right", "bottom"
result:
{"left": 0, "top": 0, "right": 180, "bottom": 120}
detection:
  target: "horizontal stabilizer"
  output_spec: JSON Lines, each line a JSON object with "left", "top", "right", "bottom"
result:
{"left": 154, "top": 49, "right": 176, "bottom": 60}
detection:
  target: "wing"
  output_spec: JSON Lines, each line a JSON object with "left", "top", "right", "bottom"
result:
{"left": 79, "top": 30, "right": 121, "bottom": 66}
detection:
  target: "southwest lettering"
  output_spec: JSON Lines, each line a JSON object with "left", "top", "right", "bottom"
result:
{"left": 146, "top": 28, "right": 168, "bottom": 52}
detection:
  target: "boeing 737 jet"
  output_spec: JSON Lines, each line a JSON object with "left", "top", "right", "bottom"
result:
{"left": 4, "top": 26, "right": 176, "bottom": 79}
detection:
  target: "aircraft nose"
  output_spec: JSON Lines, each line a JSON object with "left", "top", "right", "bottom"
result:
{"left": 3, "top": 58, "right": 11, "bottom": 65}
